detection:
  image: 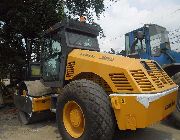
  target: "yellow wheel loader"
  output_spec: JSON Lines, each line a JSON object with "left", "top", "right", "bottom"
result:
{"left": 14, "top": 18, "right": 178, "bottom": 140}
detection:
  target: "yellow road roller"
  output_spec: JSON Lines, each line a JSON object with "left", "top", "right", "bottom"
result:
{"left": 14, "top": 18, "right": 178, "bottom": 140}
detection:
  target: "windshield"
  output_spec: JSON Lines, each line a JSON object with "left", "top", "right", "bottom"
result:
{"left": 66, "top": 31, "right": 98, "bottom": 48}
{"left": 42, "top": 36, "right": 61, "bottom": 81}
{"left": 149, "top": 25, "right": 169, "bottom": 56}
{"left": 43, "top": 38, "right": 61, "bottom": 60}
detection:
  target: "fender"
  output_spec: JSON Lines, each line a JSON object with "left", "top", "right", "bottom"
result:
{"left": 163, "top": 63, "right": 180, "bottom": 77}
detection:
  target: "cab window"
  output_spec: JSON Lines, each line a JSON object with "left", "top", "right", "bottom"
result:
{"left": 134, "top": 38, "right": 146, "bottom": 54}
{"left": 42, "top": 35, "right": 62, "bottom": 81}
{"left": 66, "top": 31, "right": 98, "bottom": 49}
{"left": 125, "top": 34, "right": 146, "bottom": 54}
{"left": 31, "top": 65, "right": 41, "bottom": 77}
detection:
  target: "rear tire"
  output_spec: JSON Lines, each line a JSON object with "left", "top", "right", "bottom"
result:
{"left": 170, "top": 72, "right": 180, "bottom": 127}
{"left": 56, "top": 79, "right": 115, "bottom": 140}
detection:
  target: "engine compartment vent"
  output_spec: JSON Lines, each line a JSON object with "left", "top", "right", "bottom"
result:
{"left": 161, "top": 71, "right": 174, "bottom": 85}
{"left": 66, "top": 61, "right": 75, "bottom": 78}
{"left": 109, "top": 73, "right": 133, "bottom": 91}
{"left": 145, "top": 61, "right": 174, "bottom": 87}
{"left": 130, "top": 70, "right": 155, "bottom": 91}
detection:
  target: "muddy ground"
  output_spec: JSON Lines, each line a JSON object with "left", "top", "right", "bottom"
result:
{"left": 1, "top": 106, "right": 180, "bottom": 140}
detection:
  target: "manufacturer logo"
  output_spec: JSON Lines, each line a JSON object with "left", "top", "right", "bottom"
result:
{"left": 99, "top": 56, "right": 114, "bottom": 61}
{"left": 165, "top": 100, "right": 175, "bottom": 110}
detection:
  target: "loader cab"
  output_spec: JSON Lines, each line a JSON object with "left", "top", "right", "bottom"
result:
{"left": 125, "top": 24, "right": 171, "bottom": 65}
{"left": 41, "top": 19, "right": 99, "bottom": 87}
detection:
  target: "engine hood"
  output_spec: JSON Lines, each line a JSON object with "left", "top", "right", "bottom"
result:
{"left": 65, "top": 49, "right": 177, "bottom": 94}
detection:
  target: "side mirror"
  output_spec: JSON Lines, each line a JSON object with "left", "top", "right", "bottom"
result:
{"left": 136, "top": 31, "right": 144, "bottom": 41}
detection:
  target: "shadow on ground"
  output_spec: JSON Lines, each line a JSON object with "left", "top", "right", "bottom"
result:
{"left": 162, "top": 117, "right": 180, "bottom": 130}
{"left": 19, "top": 119, "right": 175, "bottom": 140}
{"left": 0, "top": 106, "right": 178, "bottom": 140}
{"left": 114, "top": 128, "right": 172, "bottom": 140}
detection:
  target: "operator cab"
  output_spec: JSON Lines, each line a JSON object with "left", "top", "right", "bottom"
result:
{"left": 125, "top": 24, "right": 170, "bottom": 58}
{"left": 41, "top": 18, "right": 99, "bottom": 87}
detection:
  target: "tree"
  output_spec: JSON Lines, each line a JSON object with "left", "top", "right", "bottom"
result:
{"left": 0, "top": 0, "right": 115, "bottom": 78}
{"left": 66, "top": 0, "right": 104, "bottom": 20}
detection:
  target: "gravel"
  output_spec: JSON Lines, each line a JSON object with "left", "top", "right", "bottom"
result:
{"left": 1, "top": 106, "right": 180, "bottom": 140}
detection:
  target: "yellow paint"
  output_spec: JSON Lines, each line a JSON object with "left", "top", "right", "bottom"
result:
{"left": 65, "top": 49, "right": 176, "bottom": 93}
{"left": 111, "top": 97, "right": 121, "bottom": 109}
{"left": 32, "top": 96, "right": 51, "bottom": 112}
{"left": 111, "top": 90, "right": 177, "bottom": 130}
{"left": 121, "top": 98, "right": 126, "bottom": 104}
{"left": 64, "top": 49, "right": 178, "bottom": 130}
{"left": 63, "top": 101, "right": 85, "bottom": 138}
{"left": 22, "top": 90, "right": 27, "bottom": 96}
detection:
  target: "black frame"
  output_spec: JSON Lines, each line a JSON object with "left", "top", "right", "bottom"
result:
{"left": 41, "top": 18, "right": 100, "bottom": 88}
{"left": 65, "top": 29, "right": 99, "bottom": 51}
{"left": 22, "top": 62, "right": 41, "bottom": 81}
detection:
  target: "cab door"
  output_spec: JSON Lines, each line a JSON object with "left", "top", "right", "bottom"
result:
{"left": 41, "top": 33, "right": 63, "bottom": 87}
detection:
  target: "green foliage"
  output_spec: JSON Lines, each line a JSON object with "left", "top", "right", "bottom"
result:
{"left": 65, "top": 0, "right": 116, "bottom": 21}
{"left": 0, "top": 0, "right": 64, "bottom": 78}
{"left": 1, "top": 0, "right": 64, "bottom": 37}
{"left": 0, "top": 0, "right": 115, "bottom": 78}
{"left": 66, "top": 0, "right": 104, "bottom": 19}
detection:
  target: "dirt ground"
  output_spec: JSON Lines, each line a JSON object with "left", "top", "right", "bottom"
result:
{"left": 1, "top": 106, "right": 180, "bottom": 140}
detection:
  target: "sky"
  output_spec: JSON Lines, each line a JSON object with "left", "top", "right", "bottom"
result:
{"left": 95, "top": 0, "right": 180, "bottom": 52}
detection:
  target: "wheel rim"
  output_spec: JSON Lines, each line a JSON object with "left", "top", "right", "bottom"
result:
{"left": 63, "top": 101, "right": 85, "bottom": 138}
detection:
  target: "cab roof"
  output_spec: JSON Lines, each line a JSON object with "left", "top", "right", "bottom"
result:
{"left": 125, "top": 24, "right": 166, "bottom": 36}
{"left": 44, "top": 18, "right": 99, "bottom": 37}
